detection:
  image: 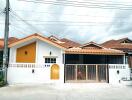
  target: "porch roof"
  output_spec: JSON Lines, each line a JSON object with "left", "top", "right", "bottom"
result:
{"left": 65, "top": 48, "right": 124, "bottom": 55}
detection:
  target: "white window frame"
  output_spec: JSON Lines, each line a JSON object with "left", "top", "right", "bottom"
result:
{"left": 44, "top": 56, "right": 58, "bottom": 64}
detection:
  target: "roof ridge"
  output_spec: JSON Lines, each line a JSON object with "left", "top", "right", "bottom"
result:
{"left": 80, "top": 41, "right": 105, "bottom": 49}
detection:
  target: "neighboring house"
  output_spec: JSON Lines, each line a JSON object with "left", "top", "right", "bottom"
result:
{"left": 0, "top": 37, "right": 19, "bottom": 65}
{"left": 0, "top": 40, "right": 3, "bottom": 65}
{"left": 7, "top": 33, "right": 130, "bottom": 85}
{"left": 102, "top": 38, "right": 132, "bottom": 84}
{"left": 102, "top": 38, "right": 132, "bottom": 68}
{"left": 48, "top": 35, "right": 81, "bottom": 48}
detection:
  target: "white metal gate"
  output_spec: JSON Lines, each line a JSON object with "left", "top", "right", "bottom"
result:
{"left": 65, "top": 64, "right": 108, "bottom": 83}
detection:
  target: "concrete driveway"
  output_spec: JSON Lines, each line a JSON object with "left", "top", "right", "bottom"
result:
{"left": 0, "top": 83, "right": 132, "bottom": 100}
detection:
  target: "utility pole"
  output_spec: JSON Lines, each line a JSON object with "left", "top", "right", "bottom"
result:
{"left": 3, "top": 0, "right": 10, "bottom": 84}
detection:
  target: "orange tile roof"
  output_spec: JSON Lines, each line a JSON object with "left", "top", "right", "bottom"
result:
{"left": 66, "top": 42, "right": 124, "bottom": 55}
{"left": 60, "top": 38, "right": 81, "bottom": 48}
{"left": 80, "top": 41, "right": 104, "bottom": 49}
{"left": 8, "top": 34, "right": 124, "bottom": 55}
{"left": 0, "top": 37, "right": 19, "bottom": 49}
{"left": 101, "top": 38, "right": 132, "bottom": 52}
{"left": 0, "top": 40, "right": 4, "bottom": 49}
{"left": 9, "top": 34, "right": 81, "bottom": 49}
{"left": 65, "top": 42, "right": 124, "bottom": 55}
{"left": 9, "top": 33, "right": 66, "bottom": 49}
{"left": 48, "top": 35, "right": 81, "bottom": 48}
{"left": 65, "top": 47, "right": 124, "bottom": 55}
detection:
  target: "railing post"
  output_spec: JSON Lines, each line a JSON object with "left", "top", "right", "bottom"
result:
{"left": 96, "top": 64, "right": 99, "bottom": 82}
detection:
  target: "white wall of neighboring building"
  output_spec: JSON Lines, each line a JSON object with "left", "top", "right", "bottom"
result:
{"left": 109, "top": 64, "right": 131, "bottom": 85}
{"left": 8, "top": 39, "right": 65, "bottom": 84}
{"left": 9, "top": 47, "right": 16, "bottom": 63}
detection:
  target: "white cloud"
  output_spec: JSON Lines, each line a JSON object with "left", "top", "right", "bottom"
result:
{"left": 0, "top": 0, "right": 132, "bottom": 43}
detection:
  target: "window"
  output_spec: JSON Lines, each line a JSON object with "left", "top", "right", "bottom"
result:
{"left": 45, "top": 58, "right": 56, "bottom": 63}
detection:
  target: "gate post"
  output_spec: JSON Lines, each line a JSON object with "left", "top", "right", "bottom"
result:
{"left": 64, "top": 64, "right": 66, "bottom": 83}
{"left": 106, "top": 64, "right": 109, "bottom": 83}
{"left": 86, "top": 65, "right": 88, "bottom": 80}
{"left": 75, "top": 65, "right": 77, "bottom": 81}
{"left": 96, "top": 65, "right": 99, "bottom": 82}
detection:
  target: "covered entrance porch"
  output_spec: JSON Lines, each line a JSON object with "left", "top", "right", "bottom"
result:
{"left": 64, "top": 42, "right": 124, "bottom": 83}
{"left": 64, "top": 53, "right": 124, "bottom": 83}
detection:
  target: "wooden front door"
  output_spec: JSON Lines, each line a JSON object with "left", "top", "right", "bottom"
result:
{"left": 51, "top": 64, "right": 59, "bottom": 80}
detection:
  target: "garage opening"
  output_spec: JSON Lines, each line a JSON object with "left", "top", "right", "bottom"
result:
{"left": 65, "top": 64, "right": 108, "bottom": 83}
{"left": 64, "top": 54, "right": 124, "bottom": 83}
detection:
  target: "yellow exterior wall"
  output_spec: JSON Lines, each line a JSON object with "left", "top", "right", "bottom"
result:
{"left": 51, "top": 64, "right": 60, "bottom": 80}
{"left": 16, "top": 42, "right": 36, "bottom": 63}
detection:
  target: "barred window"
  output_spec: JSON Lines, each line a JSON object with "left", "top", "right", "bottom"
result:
{"left": 45, "top": 58, "right": 56, "bottom": 63}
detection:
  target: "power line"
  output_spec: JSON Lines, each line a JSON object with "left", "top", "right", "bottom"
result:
{"left": 8, "top": 19, "right": 132, "bottom": 23}
{"left": 4, "top": 23, "right": 112, "bottom": 26}
{"left": 0, "top": 11, "right": 4, "bottom": 16}
{"left": 7, "top": 19, "right": 113, "bottom": 23}
{"left": 13, "top": 10, "right": 128, "bottom": 19}
{"left": 3, "top": 9, "right": 130, "bottom": 27}
{"left": 9, "top": 9, "right": 61, "bottom": 36}
{"left": 19, "top": 0, "right": 132, "bottom": 7}
{"left": 81, "top": 0, "right": 131, "bottom": 4}
{"left": 10, "top": 10, "right": 41, "bottom": 33}
{"left": 41, "top": 0, "right": 132, "bottom": 7}
{"left": 18, "top": 0, "right": 132, "bottom": 10}
{"left": 10, "top": 24, "right": 30, "bottom": 36}
{"left": 0, "top": 7, "right": 5, "bottom": 16}
{"left": 9, "top": 13, "right": 37, "bottom": 33}
{"left": 9, "top": 19, "right": 35, "bottom": 34}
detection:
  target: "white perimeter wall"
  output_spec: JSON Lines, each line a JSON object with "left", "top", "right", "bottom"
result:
{"left": 109, "top": 64, "right": 131, "bottom": 85}
{"left": 7, "top": 64, "right": 64, "bottom": 85}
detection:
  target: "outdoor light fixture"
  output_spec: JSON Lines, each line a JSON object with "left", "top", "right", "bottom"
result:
{"left": 32, "top": 69, "right": 35, "bottom": 73}
{"left": 117, "top": 70, "right": 120, "bottom": 74}
{"left": 49, "top": 51, "right": 52, "bottom": 55}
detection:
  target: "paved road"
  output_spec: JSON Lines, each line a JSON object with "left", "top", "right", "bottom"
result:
{"left": 0, "top": 83, "right": 132, "bottom": 100}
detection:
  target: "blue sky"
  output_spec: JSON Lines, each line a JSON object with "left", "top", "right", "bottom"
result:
{"left": 0, "top": 0, "right": 132, "bottom": 44}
